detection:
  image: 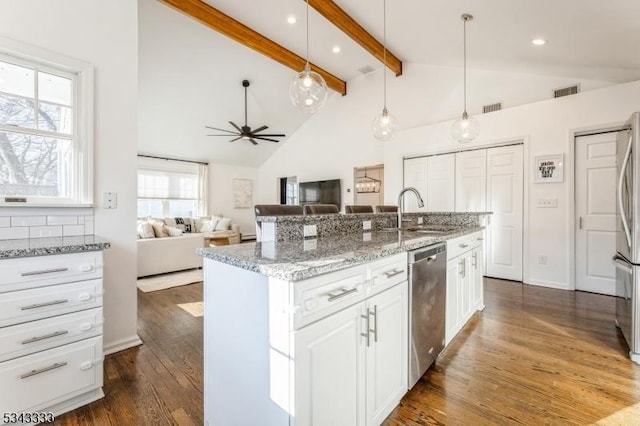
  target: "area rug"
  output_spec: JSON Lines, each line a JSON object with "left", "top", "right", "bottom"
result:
{"left": 136, "top": 269, "right": 203, "bottom": 293}
{"left": 177, "top": 301, "right": 204, "bottom": 317}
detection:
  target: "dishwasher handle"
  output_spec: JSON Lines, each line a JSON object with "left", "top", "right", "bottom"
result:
{"left": 412, "top": 243, "right": 446, "bottom": 263}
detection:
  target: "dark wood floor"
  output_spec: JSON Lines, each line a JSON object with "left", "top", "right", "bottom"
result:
{"left": 55, "top": 278, "right": 640, "bottom": 425}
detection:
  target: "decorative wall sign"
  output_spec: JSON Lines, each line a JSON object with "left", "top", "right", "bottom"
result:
{"left": 233, "top": 178, "right": 253, "bottom": 208}
{"left": 534, "top": 154, "right": 564, "bottom": 183}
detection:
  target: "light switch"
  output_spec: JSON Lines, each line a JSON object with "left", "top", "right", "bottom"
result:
{"left": 536, "top": 198, "right": 558, "bottom": 208}
{"left": 303, "top": 224, "right": 317, "bottom": 237}
{"left": 103, "top": 192, "right": 117, "bottom": 209}
{"left": 363, "top": 220, "right": 372, "bottom": 231}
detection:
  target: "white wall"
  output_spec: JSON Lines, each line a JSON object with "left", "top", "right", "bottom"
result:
{"left": 209, "top": 163, "right": 258, "bottom": 237}
{"left": 0, "top": 0, "right": 140, "bottom": 353}
{"left": 258, "top": 62, "right": 615, "bottom": 207}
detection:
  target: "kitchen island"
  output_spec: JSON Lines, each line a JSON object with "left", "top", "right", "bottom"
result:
{"left": 198, "top": 220, "right": 486, "bottom": 426}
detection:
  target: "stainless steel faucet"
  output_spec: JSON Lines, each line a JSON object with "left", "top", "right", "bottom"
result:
{"left": 397, "top": 187, "right": 425, "bottom": 229}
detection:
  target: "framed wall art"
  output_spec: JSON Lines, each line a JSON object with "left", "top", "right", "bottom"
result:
{"left": 233, "top": 178, "right": 253, "bottom": 208}
{"left": 534, "top": 154, "right": 564, "bottom": 183}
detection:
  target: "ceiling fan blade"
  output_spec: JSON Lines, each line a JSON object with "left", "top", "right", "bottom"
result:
{"left": 252, "top": 125, "right": 268, "bottom": 134}
{"left": 205, "top": 126, "right": 237, "bottom": 134}
{"left": 229, "top": 136, "right": 243, "bottom": 142}
{"left": 248, "top": 138, "right": 259, "bottom": 145}
{"left": 253, "top": 136, "right": 281, "bottom": 143}
{"left": 253, "top": 133, "right": 286, "bottom": 137}
{"left": 229, "top": 121, "right": 243, "bottom": 133}
{"left": 207, "top": 133, "right": 241, "bottom": 136}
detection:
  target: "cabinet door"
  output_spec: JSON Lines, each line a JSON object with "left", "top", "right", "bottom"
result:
{"left": 471, "top": 246, "right": 485, "bottom": 310}
{"left": 295, "top": 302, "right": 366, "bottom": 426}
{"left": 455, "top": 149, "right": 487, "bottom": 212}
{"left": 459, "top": 254, "right": 472, "bottom": 324}
{"left": 445, "top": 258, "right": 460, "bottom": 346}
{"left": 426, "top": 154, "right": 455, "bottom": 211}
{"left": 403, "top": 157, "right": 428, "bottom": 212}
{"left": 366, "top": 283, "right": 408, "bottom": 426}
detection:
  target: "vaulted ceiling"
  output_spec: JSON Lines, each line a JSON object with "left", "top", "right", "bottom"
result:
{"left": 138, "top": 0, "right": 640, "bottom": 166}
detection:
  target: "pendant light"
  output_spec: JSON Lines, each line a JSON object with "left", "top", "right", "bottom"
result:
{"left": 451, "top": 14, "right": 479, "bottom": 144}
{"left": 372, "top": 0, "right": 398, "bottom": 141}
{"left": 289, "top": 0, "right": 328, "bottom": 114}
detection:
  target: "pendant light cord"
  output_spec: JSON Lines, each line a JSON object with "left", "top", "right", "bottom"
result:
{"left": 306, "top": 0, "right": 310, "bottom": 66}
{"left": 383, "top": 0, "right": 387, "bottom": 109}
{"left": 244, "top": 84, "right": 248, "bottom": 126}
{"left": 463, "top": 16, "right": 467, "bottom": 114}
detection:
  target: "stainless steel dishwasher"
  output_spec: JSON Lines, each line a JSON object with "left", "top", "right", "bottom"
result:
{"left": 408, "top": 242, "right": 447, "bottom": 388}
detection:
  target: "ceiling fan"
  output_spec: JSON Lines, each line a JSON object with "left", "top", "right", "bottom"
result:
{"left": 206, "top": 79, "right": 286, "bottom": 145}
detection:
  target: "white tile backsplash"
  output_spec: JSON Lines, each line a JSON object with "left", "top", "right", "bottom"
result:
{"left": 11, "top": 216, "right": 46, "bottom": 227}
{"left": 0, "top": 207, "right": 94, "bottom": 240}
{"left": 29, "top": 226, "right": 63, "bottom": 238}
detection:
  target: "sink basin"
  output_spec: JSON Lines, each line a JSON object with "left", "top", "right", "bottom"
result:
{"left": 405, "top": 226, "right": 457, "bottom": 233}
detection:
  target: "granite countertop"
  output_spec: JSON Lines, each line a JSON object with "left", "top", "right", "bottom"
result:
{"left": 0, "top": 235, "right": 111, "bottom": 259}
{"left": 197, "top": 226, "right": 483, "bottom": 281}
{"left": 256, "top": 211, "right": 492, "bottom": 223}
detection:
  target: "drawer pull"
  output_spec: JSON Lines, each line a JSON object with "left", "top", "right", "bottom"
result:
{"left": 19, "top": 361, "right": 67, "bottom": 379}
{"left": 327, "top": 287, "right": 358, "bottom": 302}
{"left": 79, "top": 323, "right": 93, "bottom": 332}
{"left": 78, "top": 293, "right": 92, "bottom": 302}
{"left": 21, "top": 330, "right": 69, "bottom": 345}
{"left": 383, "top": 269, "right": 404, "bottom": 278}
{"left": 20, "top": 267, "right": 68, "bottom": 277}
{"left": 20, "top": 299, "right": 69, "bottom": 310}
{"left": 459, "top": 243, "right": 469, "bottom": 248}
{"left": 477, "top": 237, "right": 484, "bottom": 241}
{"left": 79, "top": 264, "right": 93, "bottom": 272}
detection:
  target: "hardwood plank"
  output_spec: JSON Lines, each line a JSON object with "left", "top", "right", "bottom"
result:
{"left": 159, "top": 0, "right": 347, "bottom": 95}
{"left": 309, "top": 0, "right": 403, "bottom": 76}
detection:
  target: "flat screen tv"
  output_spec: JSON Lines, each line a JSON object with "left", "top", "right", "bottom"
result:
{"left": 299, "top": 179, "right": 341, "bottom": 209}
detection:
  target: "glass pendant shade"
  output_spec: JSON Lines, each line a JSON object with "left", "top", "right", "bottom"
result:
{"left": 451, "top": 112, "right": 479, "bottom": 144}
{"left": 372, "top": 108, "right": 399, "bottom": 142}
{"left": 289, "top": 64, "right": 328, "bottom": 114}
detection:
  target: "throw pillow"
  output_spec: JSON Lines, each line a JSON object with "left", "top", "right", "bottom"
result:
{"left": 174, "top": 217, "right": 193, "bottom": 233}
{"left": 199, "top": 220, "right": 215, "bottom": 233}
{"left": 166, "top": 226, "right": 184, "bottom": 237}
{"left": 150, "top": 221, "right": 169, "bottom": 238}
{"left": 137, "top": 221, "right": 155, "bottom": 239}
{"left": 215, "top": 217, "right": 232, "bottom": 231}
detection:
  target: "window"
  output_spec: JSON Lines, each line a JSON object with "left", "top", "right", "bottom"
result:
{"left": 0, "top": 38, "right": 93, "bottom": 205}
{"left": 137, "top": 157, "right": 208, "bottom": 218}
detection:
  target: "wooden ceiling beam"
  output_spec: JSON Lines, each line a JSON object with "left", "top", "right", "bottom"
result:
{"left": 308, "top": 0, "right": 403, "bottom": 76}
{"left": 159, "top": 0, "right": 347, "bottom": 95}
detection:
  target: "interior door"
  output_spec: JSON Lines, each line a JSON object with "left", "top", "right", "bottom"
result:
{"left": 455, "top": 149, "right": 487, "bottom": 212}
{"left": 426, "top": 154, "right": 455, "bottom": 211}
{"left": 403, "top": 157, "right": 428, "bottom": 212}
{"left": 575, "top": 132, "right": 618, "bottom": 295}
{"left": 486, "top": 145, "right": 523, "bottom": 281}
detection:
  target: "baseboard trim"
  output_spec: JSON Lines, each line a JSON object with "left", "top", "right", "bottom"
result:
{"left": 104, "top": 335, "right": 143, "bottom": 356}
{"left": 525, "top": 279, "right": 569, "bottom": 291}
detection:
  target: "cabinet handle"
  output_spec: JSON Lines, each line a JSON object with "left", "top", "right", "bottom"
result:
{"left": 459, "top": 259, "right": 466, "bottom": 278}
{"left": 472, "top": 252, "right": 478, "bottom": 269}
{"left": 370, "top": 305, "right": 378, "bottom": 343}
{"left": 459, "top": 243, "right": 469, "bottom": 249}
{"left": 383, "top": 269, "right": 404, "bottom": 278}
{"left": 477, "top": 237, "right": 484, "bottom": 241}
{"left": 327, "top": 287, "right": 358, "bottom": 302}
{"left": 19, "top": 361, "right": 67, "bottom": 379}
{"left": 20, "top": 299, "right": 68, "bottom": 310}
{"left": 20, "top": 267, "right": 68, "bottom": 277}
{"left": 361, "top": 308, "right": 370, "bottom": 347}
{"left": 21, "top": 330, "right": 69, "bottom": 345}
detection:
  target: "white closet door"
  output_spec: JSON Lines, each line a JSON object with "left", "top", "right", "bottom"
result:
{"left": 426, "top": 154, "right": 455, "bottom": 211}
{"left": 403, "top": 157, "right": 428, "bottom": 212}
{"left": 455, "top": 150, "right": 487, "bottom": 212}
{"left": 486, "top": 145, "right": 523, "bottom": 281}
{"left": 575, "top": 132, "right": 617, "bottom": 295}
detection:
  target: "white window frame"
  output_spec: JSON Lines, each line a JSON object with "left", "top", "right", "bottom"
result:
{"left": 0, "top": 36, "right": 94, "bottom": 207}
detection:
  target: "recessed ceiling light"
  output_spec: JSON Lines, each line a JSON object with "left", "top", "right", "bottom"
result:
{"left": 332, "top": 46, "right": 341, "bottom": 54}
{"left": 287, "top": 15, "right": 296, "bottom": 24}
{"left": 532, "top": 38, "right": 547, "bottom": 46}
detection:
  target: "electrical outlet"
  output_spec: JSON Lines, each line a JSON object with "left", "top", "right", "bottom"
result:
{"left": 536, "top": 198, "right": 558, "bottom": 208}
{"left": 103, "top": 192, "right": 117, "bottom": 209}
{"left": 363, "top": 232, "right": 372, "bottom": 242}
{"left": 417, "top": 217, "right": 424, "bottom": 225}
{"left": 362, "top": 220, "right": 372, "bottom": 231}
{"left": 303, "top": 238, "right": 317, "bottom": 251}
{"left": 303, "top": 224, "right": 317, "bottom": 237}
{"left": 538, "top": 255, "right": 547, "bottom": 265}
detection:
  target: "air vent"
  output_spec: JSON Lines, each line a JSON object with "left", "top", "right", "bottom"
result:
{"left": 482, "top": 102, "right": 502, "bottom": 113}
{"left": 357, "top": 65, "right": 375, "bottom": 75}
{"left": 553, "top": 85, "right": 579, "bottom": 98}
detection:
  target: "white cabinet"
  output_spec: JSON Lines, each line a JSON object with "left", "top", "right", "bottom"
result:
{"left": 445, "top": 231, "right": 484, "bottom": 346}
{"left": 0, "top": 251, "right": 104, "bottom": 421}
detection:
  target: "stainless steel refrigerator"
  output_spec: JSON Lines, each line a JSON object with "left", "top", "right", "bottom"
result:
{"left": 614, "top": 111, "right": 640, "bottom": 364}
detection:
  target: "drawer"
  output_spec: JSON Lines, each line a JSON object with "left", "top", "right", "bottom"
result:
{"left": 447, "top": 231, "right": 484, "bottom": 260}
{"left": 294, "top": 264, "right": 367, "bottom": 329}
{"left": 0, "top": 279, "right": 102, "bottom": 328}
{"left": 0, "top": 251, "right": 103, "bottom": 293}
{"left": 366, "top": 252, "right": 408, "bottom": 297}
{"left": 0, "top": 336, "right": 103, "bottom": 415}
{"left": 0, "top": 308, "right": 103, "bottom": 362}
